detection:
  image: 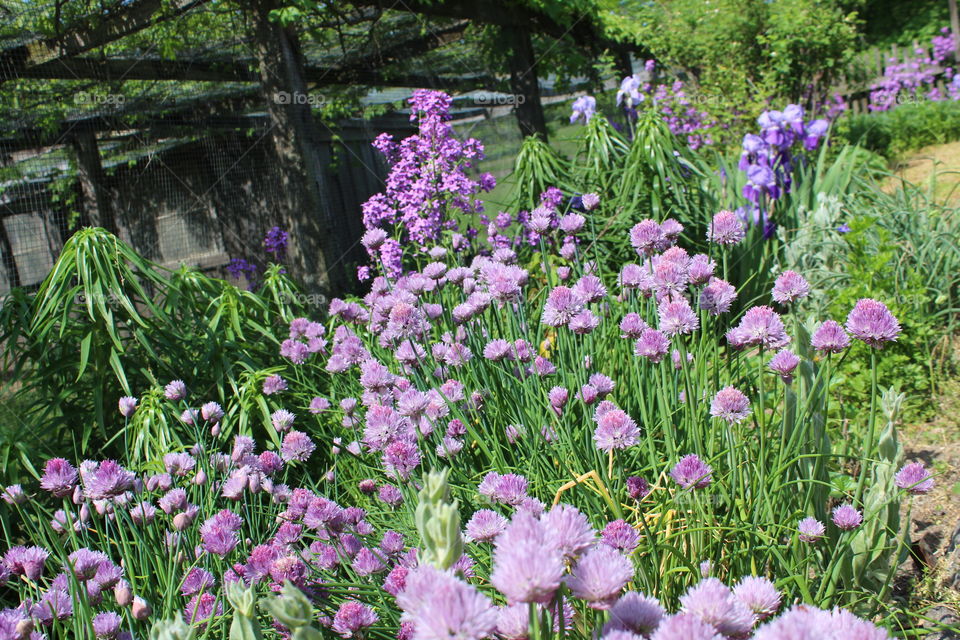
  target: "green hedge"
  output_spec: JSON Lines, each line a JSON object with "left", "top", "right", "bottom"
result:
{"left": 835, "top": 100, "right": 960, "bottom": 159}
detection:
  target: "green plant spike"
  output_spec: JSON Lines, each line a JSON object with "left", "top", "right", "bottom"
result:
{"left": 414, "top": 467, "right": 464, "bottom": 570}
{"left": 260, "top": 581, "right": 323, "bottom": 640}
{"left": 148, "top": 618, "right": 195, "bottom": 640}
{"left": 225, "top": 580, "right": 264, "bottom": 640}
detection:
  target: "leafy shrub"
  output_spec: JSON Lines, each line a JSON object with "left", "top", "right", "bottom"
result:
{"left": 836, "top": 100, "right": 960, "bottom": 158}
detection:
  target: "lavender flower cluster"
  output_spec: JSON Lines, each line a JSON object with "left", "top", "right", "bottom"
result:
{"left": 869, "top": 28, "right": 959, "bottom": 110}
{"left": 360, "top": 90, "right": 496, "bottom": 279}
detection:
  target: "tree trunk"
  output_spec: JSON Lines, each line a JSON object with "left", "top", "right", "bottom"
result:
{"left": 70, "top": 128, "right": 117, "bottom": 235}
{"left": 248, "top": 0, "right": 345, "bottom": 294}
{"left": 615, "top": 49, "right": 633, "bottom": 79}
{"left": 503, "top": 25, "right": 548, "bottom": 140}
{"left": 0, "top": 219, "right": 20, "bottom": 289}
{"left": 950, "top": 0, "right": 960, "bottom": 60}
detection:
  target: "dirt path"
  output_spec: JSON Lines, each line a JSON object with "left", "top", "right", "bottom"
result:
{"left": 884, "top": 141, "right": 960, "bottom": 204}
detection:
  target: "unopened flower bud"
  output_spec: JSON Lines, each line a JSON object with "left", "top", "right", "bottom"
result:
{"left": 132, "top": 596, "right": 152, "bottom": 620}
{"left": 173, "top": 512, "right": 193, "bottom": 531}
{"left": 114, "top": 579, "right": 133, "bottom": 606}
{"left": 15, "top": 618, "right": 33, "bottom": 637}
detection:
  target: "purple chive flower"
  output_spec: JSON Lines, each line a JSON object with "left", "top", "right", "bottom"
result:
{"left": 798, "top": 517, "right": 825, "bottom": 542}
{"left": 380, "top": 530, "right": 405, "bottom": 556}
{"left": 362, "top": 228, "right": 388, "bottom": 250}
{"left": 199, "top": 509, "right": 242, "bottom": 556}
{"left": 593, "top": 408, "right": 640, "bottom": 452}
{"left": 271, "top": 409, "right": 296, "bottom": 433}
{"left": 753, "top": 605, "right": 887, "bottom": 640}
{"left": 733, "top": 576, "right": 781, "bottom": 621}
{"left": 582, "top": 193, "right": 601, "bottom": 210}
{"left": 709, "top": 386, "right": 751, "bottom": 424}
{"left": 35, "top": 588, "right": 73, "bottom": 623}
{"left": 309, "top": 397, "right": 331, "bottom": 414}
{"left": 129, "top": 501, "right": 157, "bottom": 525}
{"left": 707, "top": 210, "right": 746, "bottom": 245}
{"left": 540, "top": 286, "right": 585, "bottom": 327}
{"left": 831, "top": 503, "right": 863, "bottom": 530}
{"left": 67, "top": 548, "right": 108, "bottom": 580}
{"left": 352, "top": 548, "right": 387, "bottom": 576}
{"left": 572, "top": 275, "right": 607, "bottom": 303}
{"left": 40, "top": 458, "right": 78, "bottom": 497}
{"left": 4, "top": 545, "right": 49, "bottom": 580}
{"left": 332, "top": 601, "right": 378, "bottom": 638}
{"left": 699, "top": 278, "right": 737, "bottom": 316}
{"left": 649, "top": 612, "right": 723, "bottom": 640}
{"left": 569, "top": 309, "right": 601, "bottom": 334}
{"left": 184, "top": 592, "right": 222, "bottom": 626}
{"left": 548, "top": 387, "right": 569, "bottom": 412}
{"left": 626, "top": 476, "right": 651, "bottom": 500}
{"left": 768, "top": 349, "right": 801, "bottom": 383}
{"left": 565, "top": 545, "right": 634, "bottom": 610}
{"left": 634, "top": 329, "right": 671, "bottom": 363}
{"left": 2, "top": 484, "right": 26, "bottom": 505}
{"left": 280, "top": 431, "right": 316, "bottom": 463}
{"left": 560, "top": 212, "right": 587, "bottom": 235}
{"left": 658, "top": 298, "right": 699, "bottom": 336}
{"left": 200, "top": 401, "right": 223, "bottom": 422}
{"left": 378, "top": 484, "right": 403, "bottom": 506}
{"left": 845, "top": 298, "right": 901, "bottom": 348}
{"left": 541, "top": 504, "right": 596, "bottom": 560}
{"left": 483, "top": 339, "right": 513, "bottom": 362}
{"left": 894, "top": 462, "right": 934, "bottom": 494}
{"left": 688, "top": 254, "right": 715, "bottom": 284}
{"left": 118, "top": 396, "right": 137, "bottom": 418}
{"left": 92, "top": 611, "right": 122, "bottom": 638}
{"left": 490, "top": 512, "right": 565, "bottom": 604}
{"left": 181, "top": 567, "right": 216, "bottom": 596}
{"left": 620, "top": 313, "right": 649, "bottom": 339}
{"left": 601, "top": 520, "right": 640, "bottom": 553}
{"left": 383, "top": 440, "right": 421, "bottom": 480}
{"left": 726, "top": 306, "right": 791, "bottom": 350}
{"left": 606, "top": 591, "right": 665, "bottom": 636}
{"left": 810, "top": 320, "right": 850, "bottom": 353}
{"left": 490, "top": 474, "right": 528, "bottom": 506}
{"left": 382, "top": 565, "right": 408, "bottom": 596}
{"left": 629, "top": 220, "right": 665, "bottom": 256}
{"left": 679, "top": 578, "right": 755, "bottom": 638}
{"left": 164, "top": 380, "right": 187, "bottom": 401}
{"left": 396, "top": 565, "right": 497, "bottom": 640}
{"left": 464, "top": 509, "right": 508, "bottom": 543}
{"left": 670, "top": 454, "right": 713, "bottom": 489}
{"left": 262, "top": 375, "right": 288, "bottom": 395}
{"left": 772, "top": 270, "right": 810, "bottom": 304}
{"left": 82, "top": 460, "right": 135, "bottom": 500}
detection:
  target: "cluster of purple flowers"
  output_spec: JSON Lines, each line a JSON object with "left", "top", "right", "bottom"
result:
{"left": 360, "top": 89, "right": 495, "bottom": 278}
{"left": 263, "top": 226, "right": 288, "bottom": 259}
{"left": 390, "top": 500, "right": 890, "bottom": 640}
{"left": 738, "top": 105, "right": 828, "bottom": 210}
{"left": 279, "top": 316, "right": 328, "bottom": 364}
{"left": 572, "top": 63, "right": 717, "bottom": 149}
{"left": 870, "top": 28, "right": 958, "bottom": 110}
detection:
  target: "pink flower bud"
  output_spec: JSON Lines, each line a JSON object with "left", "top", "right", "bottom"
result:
{"left": 114, "top": 580, "right": 133, "bottom": 607}
{"left": 132, "top": 597, "right": 152, "bottom": 621}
